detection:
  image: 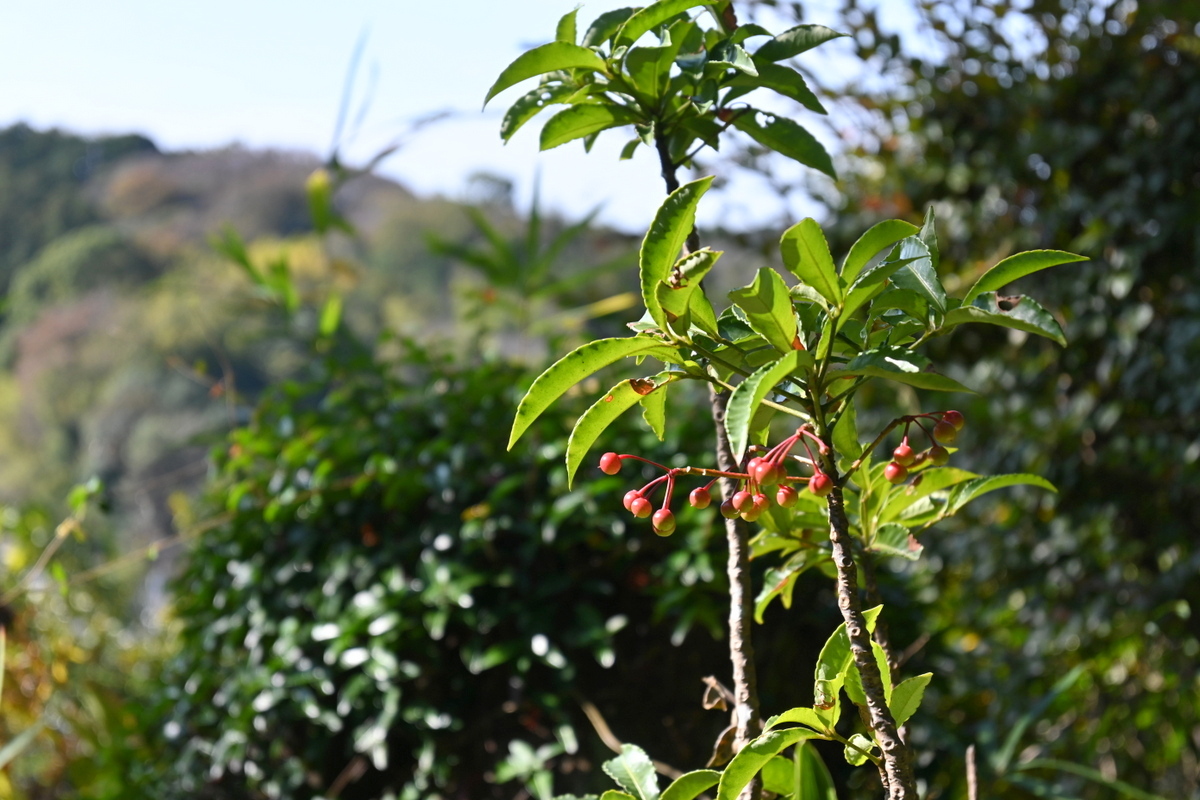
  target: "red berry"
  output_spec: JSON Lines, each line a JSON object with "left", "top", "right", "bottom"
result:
{"left": 884, "top": 462, "right": 909, "bottom": 484}
{"left": 599, "top": 452, "right": 623, "bottom": 475}
{"left": 932, "top": 420, "right": 958, "bottom": 444}
{"left": 751, "top": 460, "right": 780, "bottom": 487}
{"left": 929, "top": 445, "right": 950, "bottom": 466}
{"left": 776, "top": 485, "right": 798, "bottom": 508}
{"left": 892, "top": 443, "right": 916, "bottom": 466}
{"left": 808, "top": 472, "right": 833, "bottom": 497}
{"left": 652, "top": 508, "right": 676, "bottom": 536}
{"left": 732, "top": 490, "right": 754, "bottom": 512}
{"left": 752, "top": 493, "right": 770, "bottom": 515}
{"left": 623, "top": 490, "right": 641, "bottom": 511}
{"left": 689, "top": 487, "right": 712, "bottom": 510}
{"left": 720, "top": 499, "right": 739, "bottom": 519}
{"left": 630, "top": 496, "right": 652, "bottom": 518}
{"left": 745, "top": 456, "right": 764, "bottom": 476}
{"left": 942, "top": 410, "right": 965, "bottom": 430}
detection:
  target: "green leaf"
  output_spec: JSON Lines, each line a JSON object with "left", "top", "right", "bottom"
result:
{"left": 942, "top": 294, "right": 1067, "bottom": 346}
{"left": 754, "top": 24, "right": 846, "bottom": 62}
{"left": 761, "top": 756, "right": 795, "bottom": 795}
{"left": 725, "top": 350, "right": 806, "bottom": 461}
{"left": 814, "top": 605, "right": 881, "bottom": 709}
{"left": 867, "top": 522, "right": 923, "bottom": 561}
{"left": 831, "top": 400, "right": 860, "bottom": 464}
{"left": 730, "top": 110, "right": 836, "bottom": 177}
{"left": 708, "top": 40, "right": 758, "bottom": 76}
{"left": 763, "top": 706, "right": 829, "bottom": 734}
{"left": 583, "top": 7, "right": 638, "bottom": 47}
{"left": 661, "top": 770, "right": 721, "bottom": 800}
{"left": 626, "top": 42, "right": 681, "bottom": 100}
{"left": 541, "top": 104, "right": 641, "bottom": 150}
{"left": 843, "top": 639, "right": 892, "bottom": 708}
{"left": 944, "top": 473, "right": 1057, "bottom": 517}
{"left": 603, "top": 744, "right": 660, "bottom": 800}
{"left": 729, "top": 267, "right": 801, "bottom": 354}
{"left": 754, "top": 552, "right": 812, "bottom": 623}
{"left": 687, "top": 287, "right": 720, "bottom": 338}
{"left": 890, "top": 234, "right": 946, "bottom": 314}
{"left": 318, "top": 292, "right": 342, "bottom": 337}
{"left": 794, "top": 742, "right": 838, "bottom": 800}
{"left": 840, "top": 347, "right": 974, "bottom": 393}
{"left": 717, "top": 728, "right": 821, "bottom": 800}
{"left": 640, "top": 177, "right": 715, "bottom": 330}
{"left": 485, "top": 42, "right": 608, "bottom": 106}
{"left": 843, "top": 733, "right": 875, "bottom": 767}
{"left": 617, "top": 0, "right": 711, "bottom": 46}
{"left": 780, "top": 218, "right": 842, "bottom": 307}
{"left": 509, "top": 337, "right": 680, "bottom": 449}
{"left": 600, "top": 792, "right": 638, "bottom": 800}
{"left": 726, "top": 63, "right": 825, "bottom": 113}
{"left": 567, "top": 378, "right": 665, "bottom": 488}
{"left": 889, "top": 673, "right": 932, "bottom": 727}
{"left": 641, "top": 380, "right": 669, "bottom": 440}
{"left": 656, "top": 248, "right": 721, "bottom": 335}
{"left": 841, "top": 219, "right": 920, "bottom": 283}
{"left": 878, "top": 466, "right": 977, "bottom": 523}
{"left": 556, "top": 7, "right": 579, "bottom": 43}
{"left": 962, "top": 250, "right": 1087, "bottom": 305}
{"left": 501, "top": 83, "right": 577, "bottom": 141}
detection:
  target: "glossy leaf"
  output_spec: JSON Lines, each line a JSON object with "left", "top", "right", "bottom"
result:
{"left": 501, "top": 83, "right": 577, "bottom": 141}
{"left": 508, "top": 337, "right": 680, "bottom": 449}
{"left": 541, "top": 105, "right": 641, "bottom": 150}
{"left": 813, "top": 605, "right": 881, "bottom": 709}
{"left": 567, "top": 378, "right": 664, "bottom": 487}
{"left": 841, "top": 219, "right": 919, "bottom": 283}
{"left": 831, "top": 400, "right": 861, "bottom": 463}
{"left": 717, "top": 727, "right": 821, "bottom": 800}
{"left": 626, "top": 43, "right": 680, "bottom": 100}
{"left": 889, "top": 234, "right": 946, "bottom": 314}
{"left": 656, "top": 247, "right": 721, "bottom": 335}
{"left": 556, "top": 7, "right": 579, "bottom": 43}
{"left": 878, "top": 467, "right": 977, "bottom": 523}
{"left": 868, "top": 522, "right": 923, "bottom": 561}
{"left": 640, "top": 177, "right": 714, "bottom": 330}
{"left": 944, "top": 473, "right": 1057, "bottom": 517}
{"left": 485, "top": 42, "right": 608, "bottom": 105}
{"left": 763, "top": 705, "right": 829, "bottom": 734}
{"left": 841, "top": 347, "right": 974, "bottom": 393}
{"left": 942, "top": 293, "right": 1067, "bottom": 346}
{"left": 962, "top": 250, "right": 1088, "bottom": 305}
{"left": 754, "top": 24, "right": 845, "bottom": 62}
{"left": 661, "top": 770, "right": 721, "bottom": 800}
{"left": 843, "top": 639, "right": 892, "bottom": 707}
{"left": 617, "top": 0, "right": 710, "bottom": 46}
{"left": 780, "top": 218, "right": 842, "bottom": 307}
{"left": 730, "top": 110, "right": 836, "bottom": 177}
{"left": 725, "top": 350, "right": 806, "bottom": 460}
{"left": 761, "top": 756, "right": 794, "bottom": 795}
{"left": 708, "top": 41, "right": 758, "bottom": 76}
{"left": 729, "top": 267, "right": 800, "bottom": 353}
{"left": 600, "top": 792, "right": 638, "bottom": 800}
{"left": 726, "top": 63, "right": 825, "bottom": 113}
{"left": 641, "top": 381, "right": 669, "bottom": 440}
{"left": 889, "top": 673, "right": 932, "bottom": 727}
{"left": 583, "top": 7, "right": 639, "bottom": 47}
{"left": 793, "top": 742, "right": 839, "bottom": 800}
{"left": 843, "top": 733, "right": 875, "bottom": 767}
{"left": 603, "top": 744, "right": 661, "bottom": 800}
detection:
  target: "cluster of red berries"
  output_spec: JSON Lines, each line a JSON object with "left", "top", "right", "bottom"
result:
{"left": 598, "top": 427, "right": 834, "bottom": 536}
{"left": 882, "top": 410, "right": 965, "bottom": 484}
{"left": 599, "top": 411, "right": 967, "bottom": 535}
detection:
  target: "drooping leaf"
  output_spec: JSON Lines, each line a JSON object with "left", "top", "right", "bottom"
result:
{"left": 617, "top": 0, "right": 711, "bottom": 46}
{"left": 485, "top": 42, "right": 608, "bottom": 106}
{"left": 717, "top": 728, "right": 821, "bottom": 800}
{"left": 889, "top": 673, "right": 933, "bottom": 727}
{"left": 640, "top": 177, "right": 715, "bottom": 330}
{"left": 708, "top": 40, "right": 758, "bottom": 76}
{"left": 541, "top": 104, "right": 642, "bottom": 150}
{"left": 867, "top": 522, "right": 923, "bottom": 561}
{"left": 730, "top": 110, "right": 836, "bottom": 177}
{"left": 556, "top": 6, "right": 579, "bottom": 43}
{"left": 603, "top": 744, "right": 661, "bottom": 800}
{"left": 941, "top": 293, "right": 1067, "bottom": 346}
{"left": 641, "top": 380, "right": 669, "bottom": 440}
{"left": 780, "top": 218, "right": 842, "bottom": 307}
{"left": 831, "top": 400, "right": 861, "bottom": 463}
{"left": 501, "top": 83, "right": 577, "bottom": 141}
{"left": 661, "top": 770, "right": 721, "bottom": 800}
{"left": 840, "top": 347, "right": 974, "bottom": 393}
{"left": 843, "top": 733, "right": 876, "bottom": 767}
{"left": 794, "top": 742, "right": 839, "bottom": 800}
{"left": 725, "top": 63, "right": 825, "bottom": 113}
{"left": 729, "top": 267, "right": 801, "bottom": 353}
{"left": 754, "top": 24, "right": 846, "bottom": 62}
{"left": 509, "top": 337, "right": 680, "bottom": 449}
{"left": 567, "top": 378, "right": 666, "bottom": 487}
{"left": 725, "top": 350, "right": 807, "bottom": 461}
{"left": 754, "top": 552, "right": 811, "bottom": 623}
{"left": 841, "top": 219, "right": 919, "bottom": 283}
{"left": 962, "top": 250, "right": 1088, "bottom": 305}
{"left": 944, "top": 473, "right": 1057, "bottom": 517}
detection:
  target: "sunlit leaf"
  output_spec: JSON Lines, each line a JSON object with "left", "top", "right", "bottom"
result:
{"left": 729, "top": 267, "right": 801, "bottom": 353}
{"left": 541, "top": 104, "right": 642, "bottom": 150}
{"left": 603, "top": 744, "right": 661, "bottom": 800}
{"left": 780, "top": 218, "right": 842, "bottom": 307}
{"left": 889, "top": 673, "right": 932, "bottom": 727}
{"left": 640, "top": 177, "right": 714, "bottom": 330}
{"left": 962, "top": 250, "right": 1088, "bottom": 305}
{"left": 754, "top": 24, "right": 846, "bottom": 62}
{"left": 717, "top": 727, "right": 821, "bottom": 800}
{"left": 730, "top": 110, "right": 835, "bottom": 177}
{"left": 485, "top": 42, "right": 608, "bottom": 106}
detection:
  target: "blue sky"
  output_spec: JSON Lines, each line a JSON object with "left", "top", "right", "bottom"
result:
{"left": 0, "top": 0, "right": 892, "bottom": 231}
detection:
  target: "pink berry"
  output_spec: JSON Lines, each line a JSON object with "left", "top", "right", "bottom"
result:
{"left": 630, "top": 497, "right": 652, "bottom": 518}
{"left": 623, "top": 490, "right": 641, "bottom": 511}
{"left": 884, "top": 462, "right": 909, "bottom": 484}
{"left": 751, "top": 460, "right": 780, "bottom": 487}
{"left": 808, "top": 472, "right": 833, "bottom": 497}
{"left": 732, "top": 490, "right": 754, "bottom": 512}
{"left": 942, "top": 410, "right": 965, "bottom": 430}
{"left": 599, "top": 452, "right": 622, "bottom": 475}
{"left": 752, "top": 493, "right": 770, "bottom": 515}
{"left": 652, "top": 508, "right": 676, "bottom": 536}
{"left": 892, "top": 443, "right": 916, "bottom": 466}
{"left": 689, "top": 487, "right": 712, "bottom": 510}
{"left": 776, "top": 485, "right": 799, "bottom": 508}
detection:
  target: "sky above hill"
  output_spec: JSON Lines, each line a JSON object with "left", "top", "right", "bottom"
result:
{"left": 1, "top": 0, "right": 910, "bottom": 231}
